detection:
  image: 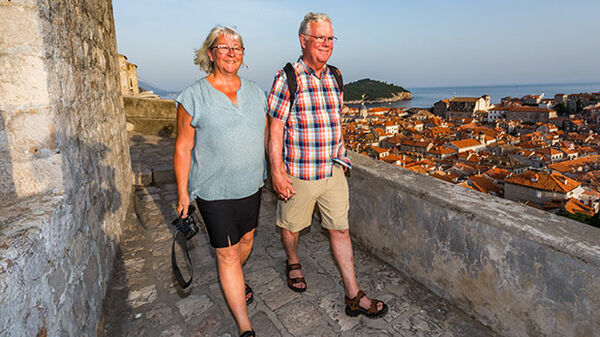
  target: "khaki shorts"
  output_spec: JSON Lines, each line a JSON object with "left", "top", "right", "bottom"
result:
{"left": 276, "top": 164, "right": 349, "bottom": 232}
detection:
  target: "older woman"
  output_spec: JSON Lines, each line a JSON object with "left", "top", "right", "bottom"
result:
{"left": 174, "top": 26, "right": 265, "bottom": 337}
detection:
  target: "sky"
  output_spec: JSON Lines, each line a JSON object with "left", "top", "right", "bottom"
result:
{"left": 112, "top": 0, "right": 600, "bottom": 92}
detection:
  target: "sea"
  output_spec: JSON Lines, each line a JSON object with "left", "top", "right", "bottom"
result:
{"left": 346, "top": 82, "right": 600, "bottom": 110}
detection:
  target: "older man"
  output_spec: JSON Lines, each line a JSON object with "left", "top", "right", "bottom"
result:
{"left": 267, "top": 12, "right": 388, "bottom": 318}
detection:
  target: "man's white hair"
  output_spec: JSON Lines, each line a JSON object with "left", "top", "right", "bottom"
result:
{"left": 194, "top": 26, "right": 244, "bottom": 74}
{"left": 298, "top": 12, "right": 332, "bottom": 36}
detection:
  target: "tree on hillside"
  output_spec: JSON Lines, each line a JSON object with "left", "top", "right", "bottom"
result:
{"left": 344, "top": 78, "right": 409, "bottom": 101}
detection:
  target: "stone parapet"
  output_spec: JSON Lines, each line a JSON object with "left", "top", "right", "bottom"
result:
{"left": 347, "top": 152, "right": 600, "bottom": 337}
{"left": 123, "top": 96, "right": 177, "bottom": 137}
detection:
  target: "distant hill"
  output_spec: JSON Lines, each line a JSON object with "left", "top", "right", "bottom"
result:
{"left": 344, "top": 78, "right": 411, "bottom": 103}
{"left": 138, "top": 80, "right": 180, "bottom": 99}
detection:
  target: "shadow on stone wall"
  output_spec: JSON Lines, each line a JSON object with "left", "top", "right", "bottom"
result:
{"left": 0, "top": 113, "right": 17, "bottom": 208}
{"left": 0, "top": 137, "right": 129, "bottom": 336}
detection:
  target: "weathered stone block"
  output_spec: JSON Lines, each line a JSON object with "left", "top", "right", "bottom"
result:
{"left": 175, "top": 294, "right": 213, "bottom": 321}
{"left": 126, "top": 285, "right": 157, "bottom": 309}
{"left": 0, "top": 54, "right": 49, "bottom": 110}
{"left": 0, "top": 3, "right": 43, "bottom": 54}
{"left": 276, "top": 300, "right": 334, "bottom": 336}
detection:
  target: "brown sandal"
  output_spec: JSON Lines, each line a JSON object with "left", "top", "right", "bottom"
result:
{"left": 285, "top": 260, "right": 307, "bottom": 292}
{"left": 344, "top": 290, "right": 388, "bottom": 318}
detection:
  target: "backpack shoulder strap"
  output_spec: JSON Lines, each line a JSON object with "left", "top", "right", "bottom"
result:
{"left": 327, "top": 65, "right": 344, "bottom": 92}
{"left": 283, "top": 63, "right": 297, "bottom": 111}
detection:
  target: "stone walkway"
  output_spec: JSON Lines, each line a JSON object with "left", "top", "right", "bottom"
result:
{"left": 99, "top": 133, "right": 498, "bottom": 337}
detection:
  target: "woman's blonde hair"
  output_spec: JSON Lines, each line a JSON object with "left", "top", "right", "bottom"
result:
{"left": 194, "top": 26, "right": 244, "bottom": 74}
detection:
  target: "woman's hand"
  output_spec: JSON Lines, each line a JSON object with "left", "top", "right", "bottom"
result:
{"left": 177, "top": 194, "right": 191, "bottom": 218}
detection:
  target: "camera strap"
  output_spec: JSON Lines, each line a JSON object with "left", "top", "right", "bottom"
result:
{"left": 171, "top": 231, "right": 193, "bottom": 288}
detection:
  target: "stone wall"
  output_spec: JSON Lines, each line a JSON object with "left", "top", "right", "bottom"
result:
{"left": 0, "top": 1, "right": 132, "bottom": 336}
{"left": 347, "top": 152, "right": 600, "bottom": 337}
{"left": 124, "top": 96, "right": 177, "bottom": 137}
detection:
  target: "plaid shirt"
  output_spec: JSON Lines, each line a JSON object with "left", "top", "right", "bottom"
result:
{"left": 268, "top": 58, "right": 351, "bottom": 181}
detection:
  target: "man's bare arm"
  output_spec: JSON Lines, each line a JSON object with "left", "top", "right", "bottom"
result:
{"left": 268, "top": 116, "right": 294, "bottom": 200}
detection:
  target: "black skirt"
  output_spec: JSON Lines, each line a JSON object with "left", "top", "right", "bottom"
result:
{"left": 195, "top": 189, "right": 261, "bottom": 248}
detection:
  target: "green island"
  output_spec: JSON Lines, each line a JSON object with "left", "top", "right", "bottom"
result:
{"left": 344, "top": 78, "right": 412, "bottom": 103}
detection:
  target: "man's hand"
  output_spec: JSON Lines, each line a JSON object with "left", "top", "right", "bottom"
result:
{"left": 272, "top": 166, "right": 295, "bottom": 201}
{"left": 268, "top": 116, "right": 295, "bottom": 201}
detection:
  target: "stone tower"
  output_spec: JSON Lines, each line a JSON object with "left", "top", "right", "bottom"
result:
{"left": 118, "top": 54, "right": 140, "bottom": 96}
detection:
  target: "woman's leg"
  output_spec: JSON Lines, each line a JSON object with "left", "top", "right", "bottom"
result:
{"left": 238, "top": 228, "right": 256, "bottom": 303}
{"left": 216, "top": 243, "right": 252, "bottom": 334}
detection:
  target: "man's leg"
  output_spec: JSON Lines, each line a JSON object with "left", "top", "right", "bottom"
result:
{"left": 281, "top": 228, "right": 305, "bottom": 289}
{"left": 321, "top": 165, "right": 384, "bottom": 311}
{"left": 329, "top": 229, "right": 383, "bottom": 311}
{"left": 276, "top": 176, "right": 319, "bottom": 290}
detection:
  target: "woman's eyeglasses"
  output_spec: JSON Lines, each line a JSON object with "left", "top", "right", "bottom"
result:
{"left": 212, "top": 44, "right": 245, "bottom": 55}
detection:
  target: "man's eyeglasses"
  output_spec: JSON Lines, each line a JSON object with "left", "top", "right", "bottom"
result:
{"left": 211, "top": 44, "right": 245, "bottom": 55}
{"left": 303, "top": 34, "right": 338, "bottom": 44}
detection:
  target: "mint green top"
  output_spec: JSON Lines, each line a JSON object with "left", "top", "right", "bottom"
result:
{"left": 176, "top": 77, "right": 266, "bottom": 201}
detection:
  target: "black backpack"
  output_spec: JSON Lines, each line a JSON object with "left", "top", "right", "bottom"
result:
{"left": 283, "top": 62, "right": 344, "bottom": 110}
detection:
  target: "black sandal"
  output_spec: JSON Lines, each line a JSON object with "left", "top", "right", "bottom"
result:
{"left": 245, "top": 282, "right": 254, "bottom": 305}
{"left": 344, "top": 290, "right": 388, "bottom": 318}
{"left": 240, "top": 330, "right": 255, "bottom": 337}
{"left": 285, "top": 260, "right": 307, "bottom": 292}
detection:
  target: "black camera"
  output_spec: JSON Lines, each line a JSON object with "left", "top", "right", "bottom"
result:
{"left": 170, "top": 205, "right": 199, "bottom": 289}
{"left": 171, "top": 205, "right": 199, "bottom": 240}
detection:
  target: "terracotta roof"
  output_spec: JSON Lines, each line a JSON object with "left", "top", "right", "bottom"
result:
{"left": 380, "top": 154, "right": 402, "bottom": 163}
{"left": 457, "top": 181, "right": 477, "bottom": 191}
{"left": 428, "top": 146, "right": 455, "bottom": 155}
{"left": 535, "top": 148, "right": 562, "bottom": 156}
{"left": 484, "top": 167, "right": 511, "bottom": 180}
{"left": 370, "top": 146, "right": 388, "bottom": 154}
{"left": 470, "top": 175, "right": 503, "bottom": 195}
{"left": 431, "top": 172, "right": 455, "bottom": 183}
{"left": 565, "top": 198, "right": 595, "bottom": 216}
{"left": 548, "top": 155, "right": 600, "bottom": 173}
{"left": 506, "top": 171, "right": 581, "bottom": 193}
{"left": 405, "top": 165, "right": 428, "bottom": 174}
{"left": 428, "top": 127, "right": 454, "bottom": 137}
{"left": 449, "top": 138, "right": 483, "bottom": 149}
{"left": 400, "top": 139, "right": 431, "bottom": 148}
{"left": 373, "top": 129, "right": 386, "bottom": 136}
{"left": 451, "top": 97, "right": 482, "bottom": 102}
{"left": 491, "top": 106, "right": 555, "bottom": 113}
{"left": 582, "top": 188, "right": 600, "bottom": 198}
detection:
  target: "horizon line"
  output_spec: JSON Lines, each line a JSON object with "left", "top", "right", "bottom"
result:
{"left": 407, "top": 81, "right": 600, "bottom": 90}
